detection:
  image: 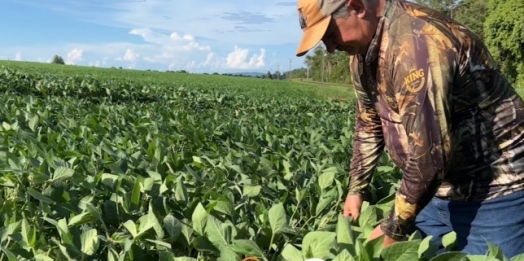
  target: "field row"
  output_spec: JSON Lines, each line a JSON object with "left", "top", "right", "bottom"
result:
{"left": 0, "top": 65, "right": 517, "bottom": 260}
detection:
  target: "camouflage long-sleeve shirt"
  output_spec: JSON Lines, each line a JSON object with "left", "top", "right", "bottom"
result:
{"left": 347, "top": 0, "right": 524, "bottom": 240}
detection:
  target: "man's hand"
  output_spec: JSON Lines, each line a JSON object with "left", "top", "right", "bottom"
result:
{"left": 368, "top": 225, "right": 399, "bottom": 248}
{"left": 343, "top": 193, "right": 363, "bottom": 220}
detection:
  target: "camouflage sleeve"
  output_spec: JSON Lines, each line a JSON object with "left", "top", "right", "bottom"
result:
{"left": 348, "top": 56, "right": 385, "bottom": 197}
{"left": 380, "top": 24, "right": 456, "bottom": 240}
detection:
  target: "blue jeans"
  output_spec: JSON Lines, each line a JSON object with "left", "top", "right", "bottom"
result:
{"left": 413, "top": 190, "right": 524, "bottom": 258}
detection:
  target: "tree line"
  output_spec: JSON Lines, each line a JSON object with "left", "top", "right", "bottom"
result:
{"left": 290, "top": 0, "right": 524, "bottom": 88}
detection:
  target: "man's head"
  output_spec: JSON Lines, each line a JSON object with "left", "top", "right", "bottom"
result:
{"left": 295, "top": 0, "right": 384, "bottom": 57}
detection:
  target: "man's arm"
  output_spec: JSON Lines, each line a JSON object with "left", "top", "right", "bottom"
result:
{"left": 380, "top": 24, "right": 457, "bottom": 240}
{"left": 348, "top": 56, "right": 385, "bottom": 197}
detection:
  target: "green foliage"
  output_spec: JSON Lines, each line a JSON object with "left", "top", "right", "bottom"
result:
{"left": 452, "top": 0, "right": 487, "bottom": 41}
{"left": 303, "top": 46, "right": 352, "bottom": 85}
{"left": 51, "top": 55, "right": 64, "bottom": 65}
{"left": 0, "top": 62, "right": 519, "bottom": 260}
{"left": 414, "top": 0, "right": 459, "bottom": 17}
{"left": 484, "top": 0, "right": 524, "bottom": 87}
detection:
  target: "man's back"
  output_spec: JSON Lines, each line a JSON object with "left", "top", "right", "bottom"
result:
{"left": 349, "top": 0, "right": 524, "bottom": 202}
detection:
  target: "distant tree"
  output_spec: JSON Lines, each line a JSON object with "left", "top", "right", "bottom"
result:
{"left": 484, "top": 0, "right": 524, "bottom": 86}
{"left": 304, "top": 45, "right": 352, "bottom": 84}
{"left": 266, "top": 71, "right": 273, "bottom": 80}
{"left": 413, "top": 0, "right": 459, "bottom": 17}
{"left": 51, "top": 55, "right": 65, "bottom": 65}
{"left": 452, "top": 0, "right": 487, "bottom": 41}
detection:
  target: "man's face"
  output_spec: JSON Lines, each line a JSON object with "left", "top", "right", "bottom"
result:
{"left": 321, "top": 2, "right": 378, "bottom": 56}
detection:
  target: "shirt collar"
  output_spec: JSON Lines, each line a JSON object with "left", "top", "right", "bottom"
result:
{"left": 365, "top": 0, "right": 395, "bottom": 65}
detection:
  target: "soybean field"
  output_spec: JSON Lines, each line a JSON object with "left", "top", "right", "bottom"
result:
{"left": 0, "top": 61, "right": 520, "bottom": 261}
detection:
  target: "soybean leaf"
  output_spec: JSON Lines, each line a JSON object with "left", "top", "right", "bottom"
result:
{"left": 428, "top": 252, "right": 468, "bottom": 261}
{"left": 231, "top": 239, "right": 266, "bottom": 259}
{"left": 380, "top": 240, "right": 420, "bottom": 261}
{"left": 333, "top": 249, "right": 355, "bottom": 261}
{"left": 442, "top": 231, "right": 457, "bottom": 250}
{"left": 302, "top": 231, "right": 336, "bottom": 259}
{"left": 281, "top": 244, "right": 304, "bottom": 261}
{"left": 192, "top": 202, "right": 208, "bottom": 236}
{"left": 486, "top": 241, "right": 508, "bottom": 261}
{"left": 511, "top": 254, "right": 524, "bottom": 261}
{"left": 268, "top": 202, "right": 288, "bottom": 235}
{"left": 80, "top": 229, "right": 99, "bottom": 256}
{"left": 52, "top": 167, "right": 74, "bottom": 182}
{"left": 336, "top": 214, "right": 354, "bottom": 250}
{"left": 27, "top": 188, "right": 55, "bottom": 204}
{"left": 243, "top": 185, "right": 261, "bottom": 198}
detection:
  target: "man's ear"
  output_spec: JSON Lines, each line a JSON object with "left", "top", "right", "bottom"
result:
{"left": 348, "top": 0, "right": 366, "bottom": 17}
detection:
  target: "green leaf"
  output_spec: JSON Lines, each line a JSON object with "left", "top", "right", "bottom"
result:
{"left": 465, "top": 255, "right": 502, "bottom": 261}
{"left": 486, "top": 241, "right": 507, "bottom": 261}
{"left": 175, "top": 177, "right": 188, "bottom": 202}
{"left": 442, "top": 231, "right": 457, "bottom": 250}
{"left": 206, "top": 215, "right": 228, "bottom": 247}
{"left": 231, "top": 239, "right": 266, "bottom": 259}
{"left": 428, "top": 252, "right": 468, "bottom": 261}
{"left": 192, "top": 203, "right": 208, "bottom": 236}
{"left": 333, "top": 249, "right": 355, "bottom": 261}
{"left": 418, "top": 236, "right": 438, "bottom": 259}
{"left": 52, "top": 167, "right": 74, "bottom": 182}
{"left": 243, "top": 185, "right": 261, "bottom": 197}
{"left": 358, "top": 205, "right": 378, "bottom": 228}
{"left": 268, "top": 202, "right": 288, "bottom": 235}
{"left": 174, "top": 258, "right": 197, "bottom": 261}
{"left": 0, "top": 221, "right": 21, "bottom": 244}
{"left": 380, "top": 240, "right": 421, "bottom": 261}
{"left": 68, "top": 212, "right": 95, "bottom": 227}
{"left": 315, "top": 188, "right": 336, "bottom": 216}
{"left": 21, "top": 217, "right": 36, "bottom": 248}
{"left": 28, "top": 115, "right": 39, "bottom": 131}
{"left": 318, "top": 168, "right": 335, "bottom": 191}
{"left": 0, "top": 245, "right": 18, "bottom": 261}
{"left": 336, "top": 214, "right": 354, "bottom": 254}
{"left": 302, "top": 231, "right": 336, "bottom": 259}
{"left": 34, "top": 254, "right": 54, "bottom": 261}
{"left": 511, "top": 253, "right": 524, "bottom": 261}
{"left": 217, "top": 245, "right": 240, "bottom": 261}
{"left": 27, "top": 188, "right": 55, "bottom": 204}
{"left": 191, "top": 236, "right": 219, "bottom": 254}
{"left": 145, "top": 239, "right": 172, "bottom": 249}
{"left": 80, "top": 228, "right": 99, "bottom": 256}
{"left": 123, "top": 220, "right": 138, "bottom": 238}
{"left": 130, "top": 177, "right": 142, "bottom": 210}
{"left": 281, "top": 244, "right": 304, "bottom": 261}
{"left": 163, "top": 215, "right": 182, "bottom": 240}
{"left": 137, "top": 205, "right": 159, "bottom": 237}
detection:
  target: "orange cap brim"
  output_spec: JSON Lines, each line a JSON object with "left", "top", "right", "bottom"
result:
{"left": 295, "top": 16, "right": 331, "bottom": 57}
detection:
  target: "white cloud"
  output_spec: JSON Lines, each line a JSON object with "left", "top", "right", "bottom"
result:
{"left": 66, "top": 48, "right": 83, "bottom": 65}
{"left": 226, "top": 47, "right": 266, "bottom": 69}
{"left": 5, "top": 0, "right": 308, "bottom": 73}
{"left": 118, "top": 48, "right": 139, "bottom": 62}
{"left": 15, "top": 51, "right": 22, "bottom": 61}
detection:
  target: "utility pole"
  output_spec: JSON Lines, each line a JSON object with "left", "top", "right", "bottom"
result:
{"left": 321, "top": 51, "right": 325, "bottom": 86}
{"left": 306, "top": 61, "right": 310, "bottom": 80}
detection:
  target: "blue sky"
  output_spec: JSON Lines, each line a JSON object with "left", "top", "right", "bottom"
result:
{"left": 0, "top": 0, "right": 308, "bottom": 74}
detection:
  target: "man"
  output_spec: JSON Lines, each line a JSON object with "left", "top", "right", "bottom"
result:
{"left": 295, "top": 0, "right": 524, "bottom": 257}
